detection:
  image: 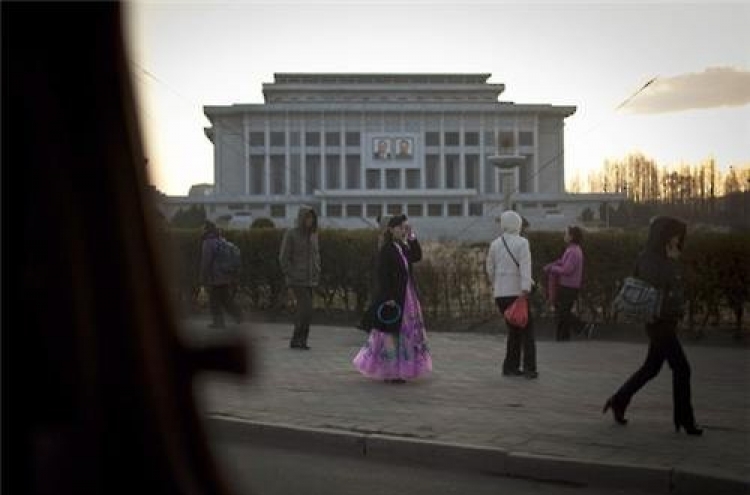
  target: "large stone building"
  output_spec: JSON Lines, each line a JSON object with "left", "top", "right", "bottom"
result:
{"left": 166, "top": 73, "right": 619, "bottom": 239}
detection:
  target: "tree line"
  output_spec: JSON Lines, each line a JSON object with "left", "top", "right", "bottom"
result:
{"left": 569, "top": 153, "right": 750, "bottom": 227}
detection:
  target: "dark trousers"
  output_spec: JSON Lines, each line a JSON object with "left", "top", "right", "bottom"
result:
{"left": 613, "top": 320, "right": 695, "bottom": 425}
{"left": 555, "top": 285, "right": 583, "bottom": 341}
{"left": 496, "top": 296, "right": 536, "bottom": 373}
{"left": 209, "top": 284, "right": 241, "bottom": 326}
{"left": 291, "top": 286, "right": 313, "bottom": 345}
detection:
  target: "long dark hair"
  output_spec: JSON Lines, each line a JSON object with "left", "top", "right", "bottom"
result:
{"left": 568, "top": 225, "right": 584, "bottom": 245}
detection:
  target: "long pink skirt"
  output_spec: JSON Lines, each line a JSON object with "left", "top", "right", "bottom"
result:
{"left": 352, "top": 280, "right": 432, "bottom": 380}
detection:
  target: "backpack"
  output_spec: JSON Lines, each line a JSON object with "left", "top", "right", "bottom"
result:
{"left": 612, "top": 276, "right": 663, "bottom": 323}
{"left": 214, "top": 238, "right": 241, "bottom": 277}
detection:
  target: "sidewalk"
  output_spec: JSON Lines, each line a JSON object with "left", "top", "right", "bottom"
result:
{"left": 186, "top": 318, "right": 750, "bottom": 494}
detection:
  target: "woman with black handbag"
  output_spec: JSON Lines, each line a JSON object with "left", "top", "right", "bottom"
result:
{"left": 353, "top": 215, "right": 432, "bottom": 383}
{"left": 603, "top": 216, "right": 703, "bottom": 435}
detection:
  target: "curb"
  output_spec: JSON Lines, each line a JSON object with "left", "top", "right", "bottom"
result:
{"left": 205, "top": 415, "right": 749, "bottom": 494}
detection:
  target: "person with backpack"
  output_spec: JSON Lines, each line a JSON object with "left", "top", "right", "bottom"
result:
{"left": 200, "top": 221, "right": 242, "bottom": 329}
{"left": 279, "top": 206, "right": 321, "bottom": 350}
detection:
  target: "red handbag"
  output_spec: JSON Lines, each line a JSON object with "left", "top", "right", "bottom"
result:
{"left": 504, "top": 295, "right": 529, "bottom": 328}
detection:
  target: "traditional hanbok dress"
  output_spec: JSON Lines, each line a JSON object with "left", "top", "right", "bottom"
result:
{"left": 353, "top": 242, "right": 432, "bottom": 380}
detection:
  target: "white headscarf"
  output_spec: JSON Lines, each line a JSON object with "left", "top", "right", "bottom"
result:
{"left": 500, "top": 210, "right": 522, "bottom": 235}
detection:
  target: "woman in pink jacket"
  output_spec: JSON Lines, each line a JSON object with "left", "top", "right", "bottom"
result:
{"left": 544, "top": 225, "right": 590, "bottom": 341}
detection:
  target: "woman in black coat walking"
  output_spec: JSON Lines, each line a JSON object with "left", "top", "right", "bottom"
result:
{"left": 603, "top": 216, "right": 702, "bottom": 435}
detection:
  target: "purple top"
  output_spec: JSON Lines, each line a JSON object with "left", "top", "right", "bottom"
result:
{"left": 544, "top": 244, "right": 584, "bottom": 289}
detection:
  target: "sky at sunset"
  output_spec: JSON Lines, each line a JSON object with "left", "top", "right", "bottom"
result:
{"left": 125, "top": 1, "right": 750, "bottom": 196}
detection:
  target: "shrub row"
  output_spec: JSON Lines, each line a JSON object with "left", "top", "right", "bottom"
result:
{"left": 161, "top": 228, "right": 750, "bottom": 331}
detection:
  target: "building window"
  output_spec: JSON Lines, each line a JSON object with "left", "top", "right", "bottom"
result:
{"left": 290, "top": 154, "right": 301, "bottom": 195}
{"left": 426, "top": 155, "right": 440, "bottom": 189}
{"left": 345, "top": 154, "right": 361, "bottom": 189}
{"left": 305, "top": 132, "right": 320, "bottom": 147}
{"left": 325, "top": 155, "right": 340, "bottom": 189}
{"left": 270, "top": 131, "right": 285, "bottom": 146}
{"left": 425, "top": 131, "right": 440, "bottom": 146}
{"left": 325, "top": 131, "right": 340, "bottom": 147}
{"left": 326, "top": 203, "right": 343, "bottom": 217}
{"left": 405, "top": 169, "right": 421, "bottom": 189}
{"left": 345, "top": 131, "right": 360, "bottom": 147}
{"left": 289, "top": 132, "right": 301, "bottom": 146}
{"left": 387, "top": 203, "right": 402, "bottom": 216}
{"left": 270, "top": 155, "right": 286, "bottom": 194}
{"left": 305, "top": 155, "right": 321, "bottom": 195}
{"left": 520, "top": 156, "right": 532, "bottom": 193}
{"left": 498, "top": 131, "right": 514, "bottom": 150}
{"left": 445, "top": 132, "right": 460, "bottom": 146}
{"left": 427, "top": 203, "right": 443, "bottom": 217}
{"left": 346, "top": 204, "right": 363, "bottom": 217}
{"left": 249, "top": 132, "right": 265, "bottom": 146}
{"left": 469, "top": 202, "right": 482, "bottom": 216}
{"left": 464, "top": 132, "right": 479, "bottom": 146}
{"left": 484, "top": 160, "right": 496, "bottom": 194}
{"left": 484, "top": 131, "right": 495, "bottom": 148}
{"left": 407, "top": 204, "right": 423, "bottom": 217}
{"left": 366, "top": 169, "right": 381, "bottom": 190}
{"left": 447, "top": 203, "right": 463, "bottom": 216}
{"left": 250, "top": 155, "right": 265, "bottom": 195}
{"left": 465, "top": 154, "right": 479, "bottom": 189}
{"left": 270, "top": 204, "right": 286, "bottom": 218}
{"left": 445, "top": 154, "right": 460, "bottom": 189}
{"left": 519, "top": 131, "right": 534, "bottom": 146}
{"left": 385, "top": 169, "right": 401, "bottom": 189}
{"left": 366, "top": 204, "right": 382, "bottom": 218}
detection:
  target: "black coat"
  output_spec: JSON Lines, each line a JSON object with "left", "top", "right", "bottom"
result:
{"left": 361, "top": 239, "right": 422, "bottom": 334}
{"left": 634, "top": 216, "right": 687, "bottom": 324}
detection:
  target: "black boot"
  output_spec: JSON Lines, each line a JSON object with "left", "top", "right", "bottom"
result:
{"left": 603, "top": 396, "right": 628, "bottom": 425}
{"left": 674, "top": 412, "right": 703, "bottom": 436}
{"left": 299, "top": 324, "right": 311, "bottom": 350}
{"left": 290, "top": 325, "right": 303, "bottom": 349}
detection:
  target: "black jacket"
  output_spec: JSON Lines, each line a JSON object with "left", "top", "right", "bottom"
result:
{"left": 634, "top": 216, "right": 687, "bottom": 322}
{"left": 361, "top": 238, "right": 422, "bottom": 334}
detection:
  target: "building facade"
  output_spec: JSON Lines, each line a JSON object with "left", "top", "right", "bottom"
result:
{"left": 190, "top": 73, "right": 614, "bottom": 239}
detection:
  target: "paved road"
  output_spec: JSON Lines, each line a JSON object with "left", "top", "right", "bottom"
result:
{"left": 211, "top": 438, "right": 662, "bottom": 495}
{"left": 186, "top": 317, "right": 750, "bottom": 494}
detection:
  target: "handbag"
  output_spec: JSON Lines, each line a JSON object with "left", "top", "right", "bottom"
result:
{"left": 504, "top": 295, "right": 529, "bottom": 328}
{"left": 376, "top": 302, "right": 402, "bottom": 325}
{"left": 612, "top": 276, "right": 663, "bottom": 323}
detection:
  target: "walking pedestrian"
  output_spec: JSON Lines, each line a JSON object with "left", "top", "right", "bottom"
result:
{"left": 279, "top": 206, "right": 321, "bottom": 350}
{"left": 486, "top": 210, "right": 538, "bottom": 379}
{"left": 543, "top": 225, "right": 591, "bottom": 341}
{"left": 200, "top": 221, "right": 242, "bottom": 329}
{"left": 603, "top": 216, "right": 702, "bottom": 435}
{"left": 353, "top": 214, "right": 432, "bottom": 383}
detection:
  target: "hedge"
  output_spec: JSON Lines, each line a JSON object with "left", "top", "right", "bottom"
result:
{"left": 161, "top": 228, "right": 750, "bottom": 332}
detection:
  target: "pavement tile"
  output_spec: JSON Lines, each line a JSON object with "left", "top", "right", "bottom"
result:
{"left": 188, "top": 318, "right": 750, "bottom": 492}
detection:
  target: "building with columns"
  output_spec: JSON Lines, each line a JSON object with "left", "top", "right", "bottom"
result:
{"left": 164, "top": 73, "right": 619, "bottom": 239}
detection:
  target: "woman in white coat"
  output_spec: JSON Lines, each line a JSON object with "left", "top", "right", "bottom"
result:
{"left": 486, "top": 210, "right": 538, "bottom": 378}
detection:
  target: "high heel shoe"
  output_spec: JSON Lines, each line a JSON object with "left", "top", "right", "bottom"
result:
{"left": 675, "top": 422, "right": 703, "bottom": 436}
{"left": 602, "top": 397, "right": 628, "bottom": 425}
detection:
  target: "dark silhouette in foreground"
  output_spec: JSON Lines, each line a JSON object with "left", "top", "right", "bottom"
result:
{"left": 3, "top": 3, "right": 250, "bottom": 494}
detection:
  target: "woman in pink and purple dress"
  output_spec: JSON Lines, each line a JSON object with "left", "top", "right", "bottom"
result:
{"left": 353, "top": 214, "right": 432, "bottom": 383}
